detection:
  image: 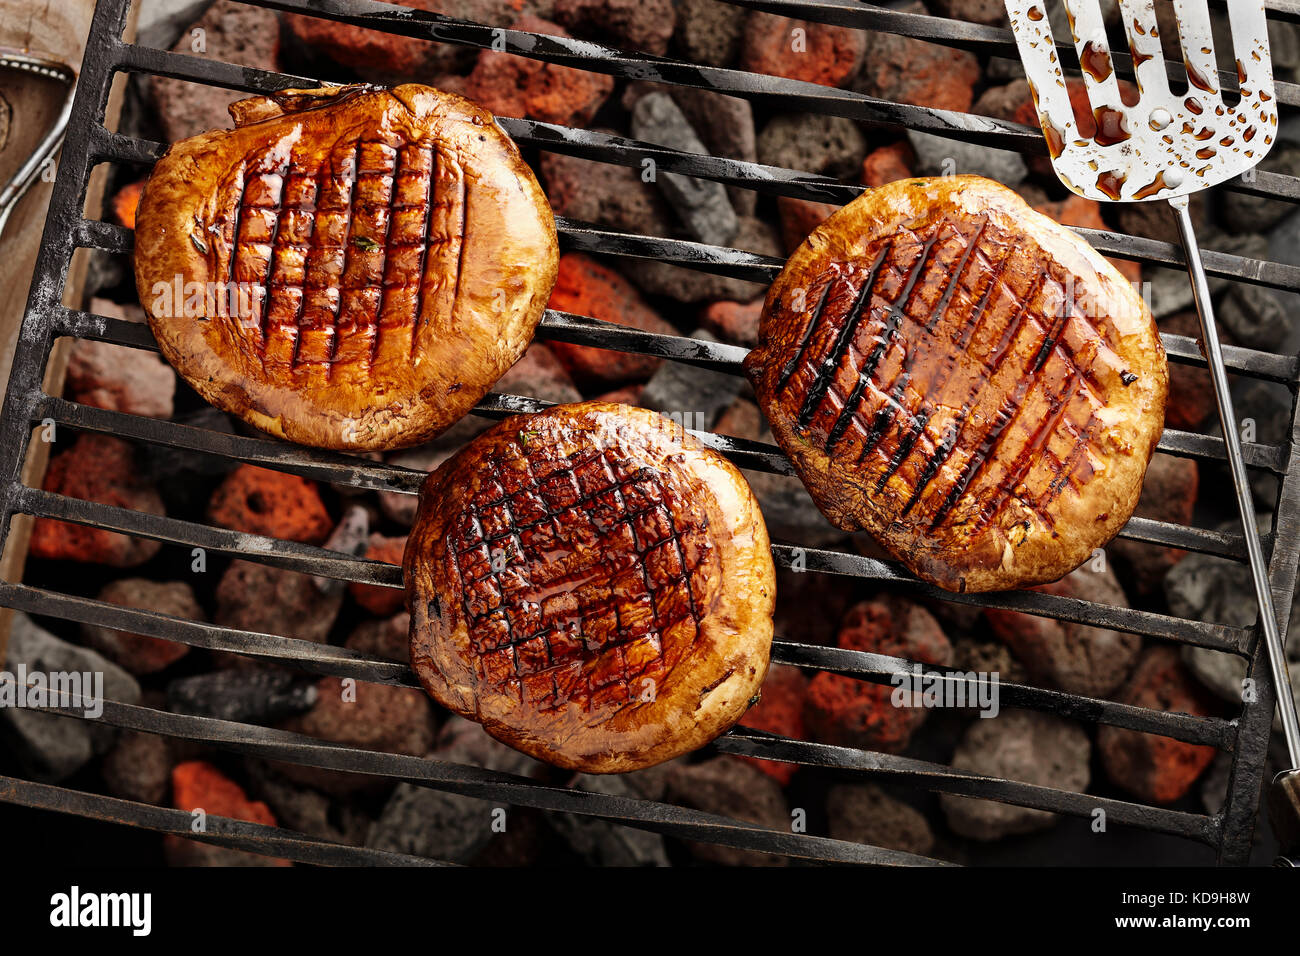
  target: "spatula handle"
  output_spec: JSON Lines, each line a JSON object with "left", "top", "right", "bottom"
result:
{"left": 1168, "top": 195, "right": 1300, "bottom": 773}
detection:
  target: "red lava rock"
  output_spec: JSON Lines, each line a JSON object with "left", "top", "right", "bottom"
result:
{"left": 699, "top": 298, "right": 762, "bottom": 347}
{"left": 274, "top": 666, "right": 436, "bottom": 796}
{"left": 207, "top": 465, "right": 333, "bottom": 545}
{"left": 165, "top": 760, "right": 290, "bottom": 866}
{"left": 349, "top": 534, "right": 408, "bottom": 616}
{"left": 347, "top": 613, "right": 411, "bottom": 663}
{"left": 1032, "top": 194, "right": 1142, "bottom": 286}
{"left": 81, "top": 579, "right": 202, "bottom": 674}
{"left": 148, "top": 0, "right": 282, "bottom": 142}
{"left": 985, "top": 565, "right": 1142, "bottom": 697}
{"left": 741, "top": 13, "right": 866, "bottom": 88}
{"left": 804, "top": 596, "right": 952, "bottom": 753}
{"left": 495, "top": 343, "right": 583, "bottom": 405}
{"left": 860, "top": 141, "right": 915, "bottom": 188}
{"left": 461, "top": 16, "right": 614, "bottom": 126}
{"left": 102, "top": 730, "right": 173, "bottom": 805}
{"left": 591, "top": 384, "right": 643, "bottom": 406}
{"left": 111, "top": 179, "right": 146, "bottom": 230}
{"left": 545, "top": 253, "right": 677, "bottom": 386}
{"left": 1159, "top": 310, "right": 1226, "bottom": 430}
{"left": 855, "top": 4, "right": 980, "bottom": 112}
{"left": 65, "top": 338, "right": 176, "bottom": 419}
{"left": 737, "top": 663, "right": 807, "bottom": 785}
{"left": 553, "top": 0, "right": 675, "bottom": 55}
{"left": 1098, "top": 646, "right": 1220, "bottom": 804}
{"left": 776, "top": 195, "right": 840, "bottom": 254}
{"left": 1108, "top": 453, "right": 1200, "bottom": 595}
{"left": 30, "top": 435, "right": 164, "bottom": 567}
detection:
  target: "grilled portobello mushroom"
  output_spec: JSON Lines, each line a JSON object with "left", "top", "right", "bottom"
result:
{"left": 746, "top": 176, "right": 1166, "bottom": 593}
{"left": 404, "top": 401, "right": 775, "bottom": 772}
{"left": 133, "top": 84, "right": 557, "bottom": 450}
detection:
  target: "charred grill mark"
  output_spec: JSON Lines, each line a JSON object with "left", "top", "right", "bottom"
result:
{"left": 1042, "top": 410, "right": 1099, "bottom": 509}
{"left": 902, "top": 418, "right": 962, "bottom": 517}
{"left": 450, "top": 170, "right": 469, "bottom": 326}
{"left": 775, "top": 277, "right": 834, "bottom": 391}
{"left": 325, "top": 141, "right": 362, "bottom": 378}
{"left": 410, "top": 145, "right": 438, "bottom": 358}
{"left": 924, "top": 217, "right": 986, "bottom": 333}
{"left": 225, "top": 161, "right": 248, "bottom": 313}
{"left": 255, "top": 161, "right": 291, "bottom": 349}
{"left": 447, "top": 443, "right": 713, "bottom": 709}
{"left": 1032, "top": 296, "right": 1073, "bottom": 373}
{"left": 796, "top": 245, "right": 890, "bottom": 431}
{"left": 369, "top": 146, "right": 402, "bottom": 370}
{"left": 956, "top": 242, "right": 1010, "bottom": 350}
{"left": 857, "top": 378, "right": 908, "bottom": 464}
{"left": 288, "top": 165, "right": 326, "bottom": 371}
{"left": 876, "top": 409, "right": 928, "bottom": 493}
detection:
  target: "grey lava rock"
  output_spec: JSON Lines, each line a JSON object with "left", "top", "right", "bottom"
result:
{"left": 939, "top": 709, "right": 1090, "bottom": 841}
{"left": 550, "top": 773, "right": 670, "bottom": 866}
{"left": 631, "top": 92, "right": 739, "bottom": 247}
{"left": 638, "top": 330, "right": 746, "bottom": 431}
{"left": 553, "top": 0, "right": 675, "bottom": 55}
{"left": 663, "top": 756, "right": 790, "bottom": 867}
{"left": 674, "top": 0, "right": 746, "bottom": 67}
{"left": 907, "top": 129, "right": 1028, "bottom": 186}
{"left": 0, "top": 613, "right": 140, "bottom": 782}
{"left": 246, "top": 764, "right": 373, "bottom": 847}
{"left": 1221, "top": 142, "right": 1300, "bottom": 235}
{"left": 101, "top": 730, "right": 173, "bottom": 805}
{"left": 1217, "top": 282, "right": 1292, "bottom": 352}
{"left": 167, "top": 669, "right": 318, "bottom": 725}
{"left": 624, "top": 214, "right": 780, "bottom": 303}
{"left": 312, "top": 505, "right": 369, "bottom": 595}
{"left": 215, "top": 560, "right": 344, "bottom": 651}
{"left": 757, "top": 112, "right": 867, "bottom": 179}
{"left": 366, "top": 717, "right": 542, "bottom": 863}
{"left": 826, "top": 784, "right": 936, "bottom": 857}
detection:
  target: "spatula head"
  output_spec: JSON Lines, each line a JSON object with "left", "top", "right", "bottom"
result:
{"left": 1004, "top": 0, "right": 1278, "bottom": 203}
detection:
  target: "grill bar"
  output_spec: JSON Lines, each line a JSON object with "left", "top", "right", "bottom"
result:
{"left": 0, "top": 0, "right": 1292, "bottom": 866}
{"left": 0, "top": 582, "right": 1236, "bottom": 747}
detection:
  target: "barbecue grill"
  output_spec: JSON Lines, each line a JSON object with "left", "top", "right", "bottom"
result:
{"left": 1, "top": 0, "right": 1297, "bottom": 866}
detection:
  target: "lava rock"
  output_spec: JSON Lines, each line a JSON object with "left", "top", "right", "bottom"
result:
{"left": 673, "top": 0, "right": 745, "bottom": 67}
{"left": 65, "top": 337, "right": 175, "bottom": 419}
{"left": 854, "top": 3, "right": 981, "bottom": 112}
{"left": 804, "top": 596, "right": 953, "bottom": 753}
{"left": 540, "top": 144, "right": 678, "bottom": 237}
{"left": 940, "top": 709, "right": 1091, "bottom": 840}
{"left": 1098, "top": 646, "right": 1219, "bottom": 804}
{"left": 984, "top": 564, "right": 1142, "bottom": 698}
{"left": 311, "top": 504, "right": 369, "bottom": 595}
{"left": 1158, "top": 309, "right": 1226, "bottom": 429}
{"left": 928, "top": 0, "right": 1009, "bottom": 25}
{"left": 630, "top": 92, "right": 739, "bottom": 247}
{"left": 101, "top": 730, "right": 173, "bottom": 805}
{"left": 776, "top": 195, "right": 840, "bottom": 254}
{"left": 0, "top": 613, "right": 140, "bottom": 782}
{"left": 215, "top": 560, "right": 345, "bottom": 649}
{"left": 164, "top": 760, "right": 290, "bottom": 866}
{"left": 860, "top": 140, "right": 915, "bottom": 187}
{"left": 713, "top": 397, "right": 849, "bottom": 548}
{"left": 907, "top": 129, "right": 1028, "bottom": 186}
{"left": 699, "top": 298, "right": 762, "bottom": 347}
{"left": 348, "top": 534, "right": 408, "bottom": 617}
{"left": 148, "top": 0, "right": 282, "bottom": 142}
{"left": 461, "top": 16, "right": 613, "bottom": 126}
{"left": 757, "top": 112, "right": 867, "bottom": 179}
{"left": 949, "top": 635, "right": 1029, "bottom": 686}
{"left": 496, "top": 343, "right": 584, "bottom": 405}
{"left": 207, "top": 465, "right": 334, "bottom": 545}
{"left": 245, "top": 763, "right": 373, "bottom": 847}
{"left": 741, "top": 12, "right": 866, "bottom": 88}
{"left": 650, "top": 85, "right": 758, "bottom": 217}
{"left": 826, "top": 783, "right": 935, "bottom": 856}
{"left": 1108, "top": 453, "right": 1199, "bottom": 596}
{"left": 167, "top": 669, "right": 318, "bottom": 724}
{"left": 553, "top": 0, "right": 674, "bottom": 55}
{"left": 549, "top": 772, "right": 670, "bottom": 865}
{"left": 1217, "top": 282, "right": 1291, "bottom": 352}
{"left": 81, "top": 579, "right": 201, "bottom": 675}
{"left": 545, "top": 253, "right": 678, "bottom": 386}
{"left": 638, "top": 329, "right": 745, "bottom": 431}
{"left": 366, "top": 717, "right": 542, "bottom": 862}
{"left": 1221, "top": 142, "right": 1300, "bottom": 235}
{"left": 623, "top": 215, "right": 781, "bottom": 303}
{"left": 663, "top": 756, "right": 790, "bottom": 866}
{"left": 736, "top": 663, "right": 808, "bottom": 785}
{"left": 345, "top": 613, "right": 411, "bottom": 664}
{"left": 29, "top": 435, "right": 165, "bottom": 567}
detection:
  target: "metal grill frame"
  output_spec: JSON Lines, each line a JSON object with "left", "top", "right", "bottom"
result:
{"left": 0, "top": 0, "right": 1297, "bottom": 865}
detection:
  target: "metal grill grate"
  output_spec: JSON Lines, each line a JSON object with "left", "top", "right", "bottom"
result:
{"left": 1, "top": 0, "right": 1297, "bottom": 865}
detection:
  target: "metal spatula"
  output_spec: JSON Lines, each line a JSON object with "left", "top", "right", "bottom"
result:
{"left": 1004, "top": 0, "right": 1300, "bottom": 836}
